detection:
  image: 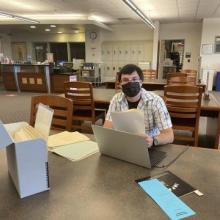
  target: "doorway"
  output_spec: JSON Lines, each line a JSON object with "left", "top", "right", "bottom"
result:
{"left": 158, "top": 39, "right": 185, "bottom": 79}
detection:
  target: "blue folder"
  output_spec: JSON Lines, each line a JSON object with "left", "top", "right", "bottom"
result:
{"left": 138, "top": 179, "right": 196, "bottom": 220}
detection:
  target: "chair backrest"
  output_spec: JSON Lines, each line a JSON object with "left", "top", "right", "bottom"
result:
{"left": 64, "top": 81, "right": 105, "bottom": 131}
{"left": 167, "top": 72, "right": 196, "bottom": 86}
{"left": 30, "top": 95, "right": 73, "bottom": 131}
{"left": 115, "top": 72, "right": 121, "bottom": 89}
{"left": 64, "top": 81, "right": 95, "bottom": 112}
{"left": 182, "top": 69, "right": 197, "bottom": 74}
{"left": 164, "top": 85, "right": 203, "bottom": 146}
{"left": 143, "top": 69, "right": 157, "bottom": 80}
{"left": 182, "top": 69, "right": 197, "bottom": 80}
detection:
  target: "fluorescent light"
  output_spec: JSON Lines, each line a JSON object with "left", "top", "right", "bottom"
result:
{"left": 50, "top": 24, "right": 56, "bottom": 28}
{"left": 124, "top": 0, "right": 137, "bottom": 10}
{"left": 45, "top": 29, "right": 50, "bottom": 32}
{"left": 23, "top": 13, "right": 86, "bottom": 20}
{"left": 122, "top": 0, "right": 155, "bottom": 29}
{"left": 57, "top": 31, "right": 63, "bottom": 34}
{"left": 88, "top": 15, "right": 106, "bottom": 22}
{"left": 74, "top": 30, "right": 79, "bottom": 34}
{"left": 0, "top": 11, "right": 39, "bottom": 23}
{"left": 30, "top": 25, "right": 36, "bottom": 29}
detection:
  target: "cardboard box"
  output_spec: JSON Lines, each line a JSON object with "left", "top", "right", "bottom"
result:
{"left": 0, "top": 121, "right": 49, "bottom": 198}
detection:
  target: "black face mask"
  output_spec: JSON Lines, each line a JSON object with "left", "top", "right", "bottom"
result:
{"left": 122, "top": 82, "right": 141, "bottom": 97}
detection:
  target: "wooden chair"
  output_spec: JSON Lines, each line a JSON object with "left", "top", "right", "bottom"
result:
{"left": 164, "top": 85, "right": 203, "bottom": 146}
{"left": 30, "top": 95, "right": 73, "bottom": 131}
{"left": 64, "top": 81, "right": 106, "bottom": 131}
{"left": 182, "top": 69, "right": 197, "bottom": 74}
{"left": 182, "top": 69, "right": 197, "bottom": 80}
{"left": 115, "top": 72, "right": 121, "bottom": 90}
{"left": 167, "top": 73, "right": 196, "bottom": 86}
{"left": 143, "top": 69, "right": 157, "bottom": 80}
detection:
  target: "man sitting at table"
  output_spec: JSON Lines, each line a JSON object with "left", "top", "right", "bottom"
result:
{"left": 103, "top": 64, "right": 174, "bottom": 147}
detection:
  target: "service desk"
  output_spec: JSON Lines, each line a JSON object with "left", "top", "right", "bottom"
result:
{"left": 1, "top": 64, "right": 50, "bottom": 92}
{"left": 0, "top": 145, "right": 220, "bottom": 219}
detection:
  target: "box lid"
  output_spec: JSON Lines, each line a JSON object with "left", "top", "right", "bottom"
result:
{"left": 0, "top": 121, "right": 13, "bottom": 149}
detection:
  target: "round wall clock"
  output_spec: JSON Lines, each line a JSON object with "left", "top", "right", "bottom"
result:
{"left": 89, "top": 31, "right": 97, "bottom": 40}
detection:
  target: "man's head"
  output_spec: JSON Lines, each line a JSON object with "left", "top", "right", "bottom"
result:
{"left": 118, "top": 64, "right": 143, "bottom": 98}
{"left": 118, "top": 64, "right": 144, "bottom": 82}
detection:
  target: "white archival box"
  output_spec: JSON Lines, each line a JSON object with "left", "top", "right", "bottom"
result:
{"left": 0, "top": 104, "right": 53, "bottom": 198}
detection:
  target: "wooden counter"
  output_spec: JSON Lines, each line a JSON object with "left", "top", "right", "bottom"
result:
{"left": 1, "top": 64, "right": 17, "bottom": 91}
{"left": 1, "top": 64, "right": 51, "bottom": 92}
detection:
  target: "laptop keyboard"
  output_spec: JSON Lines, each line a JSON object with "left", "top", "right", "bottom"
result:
{"left": 148, "top": 148, "right": 167, "bottom": 167}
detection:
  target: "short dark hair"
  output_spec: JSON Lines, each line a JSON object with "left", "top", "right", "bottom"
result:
{"left": 118, "top": 64, "right": 144, "bottom": 81}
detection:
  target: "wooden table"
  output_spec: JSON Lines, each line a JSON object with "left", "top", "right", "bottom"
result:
{"left": 105, "top": 79, "right": 206, "bottom": 92}
{"left": 1, "top": 145, "right": 220, "bottom": 219}
{"left": 93, "top": 88, "right": 220, "bottom": 149}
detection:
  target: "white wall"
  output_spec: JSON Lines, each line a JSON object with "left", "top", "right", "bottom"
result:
{"left": 160, "top": 22, "right": 202, "bottom": 71}
{"left": 152, "top": 21, "right": 159, "bottom": 70}
{"left": 85, "top": 23, "right": 153, "bottom": 63}
{"left": 85, "top": 29, "right": 102, "bottom": 63}
{"left": 201, "top": 18, "right": 220, "bottom": 70}
{"left": 101, "top": 23, "right": 153, "bottom": 41}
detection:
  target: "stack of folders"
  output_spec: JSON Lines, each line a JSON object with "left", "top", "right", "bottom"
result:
{"left": 48, "top": 131, "right": 99, "bottom": 161}
{"left": 13, "top": 125, "right": 44, "bottom": 142}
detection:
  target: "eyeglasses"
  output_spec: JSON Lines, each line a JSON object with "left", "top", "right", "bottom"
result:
{"left": 120, "top": 77, "right": 141, "bottom": 84}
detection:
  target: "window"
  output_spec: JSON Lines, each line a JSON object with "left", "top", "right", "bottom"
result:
{"left": 50, "top": 43, "right": 68, "bottom": 64}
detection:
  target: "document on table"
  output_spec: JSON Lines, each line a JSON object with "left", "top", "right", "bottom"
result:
{"left": 34, "top": 103, "right": 54, "bottom": 140}
{"left": 138, "top": 179, "right": 196, "bottom": 220}
{"left": 111, "top": 109, "right": 145, "bottom": 135}
{"left": 52, "top": 140, "right": 99, "bottom": 161}
{"left": 48, "top": 131, "right": 89, "bottom": 149}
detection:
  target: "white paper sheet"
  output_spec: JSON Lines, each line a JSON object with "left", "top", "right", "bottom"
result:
{"left": 34, "top": 103, "right": 54, "bottom": 140}
{"left": 48, "top": 131, "right": 89, "bottom": 149}
{"left": 111, "top": 109, "right": 145, "bottom": 135}
{"left": 52, "top": 141, "right": 99, "bottom": 161}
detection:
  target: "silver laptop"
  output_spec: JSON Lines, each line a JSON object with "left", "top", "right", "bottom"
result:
{"left": 92, "top": 125, "right": 165, "bottom": 168}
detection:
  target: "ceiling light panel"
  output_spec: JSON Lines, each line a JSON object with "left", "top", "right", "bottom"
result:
{"left": 133, "top": 0, "right": 177, "bottom": 20}
{"left": 23, "top": 13, "right": 87, "bottom": 20}
{"left": 1, "top": 0, "right": 36, "bottom": 10}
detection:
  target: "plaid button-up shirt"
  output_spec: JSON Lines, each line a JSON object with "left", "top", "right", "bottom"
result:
{"left": 106, "top": 88, "right": 172, "bottom": 137}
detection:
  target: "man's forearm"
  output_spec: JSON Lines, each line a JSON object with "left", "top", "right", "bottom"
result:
{"left": 155, "top": 128, "right": 174, "bottom": 145}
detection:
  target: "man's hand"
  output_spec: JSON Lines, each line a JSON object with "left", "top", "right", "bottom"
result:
{"left": 141, "top": 134, "right": 154, "bottom": 147}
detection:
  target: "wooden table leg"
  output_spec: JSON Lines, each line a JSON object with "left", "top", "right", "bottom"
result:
{"left": 214, "top": 111, "right": 220, "bottom": 149}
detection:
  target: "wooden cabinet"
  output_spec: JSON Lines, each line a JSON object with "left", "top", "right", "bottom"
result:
{"left": 50, "top": 74, "right": 69, "bottom": 93}
{"left": 17, "top": 72, "right": 47, "bottom": 92}
{"left": 2, "top": 72, "right": 17, "bottom": 91}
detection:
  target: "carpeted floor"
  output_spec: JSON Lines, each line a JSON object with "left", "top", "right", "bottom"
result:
{"left": 0, "top": 91, "right": 38, "bottom": 124}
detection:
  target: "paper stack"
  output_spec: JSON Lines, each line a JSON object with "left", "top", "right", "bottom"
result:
{"left": 48, "top": 131, "right": 99, "bottom": 161}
